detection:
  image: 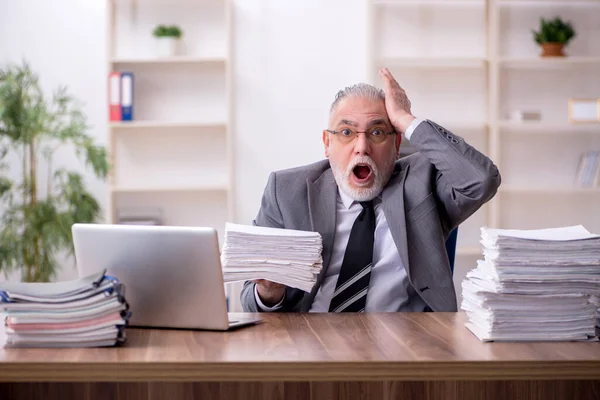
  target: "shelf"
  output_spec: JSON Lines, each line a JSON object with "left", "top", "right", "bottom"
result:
{"left": 499, "top": 186, "right": 600, "bottom": 194}
{"left": 111, "top": 185, "right": 229, "bottom": 193}
{"left": 412, "top": 123, "right": 487, "bottom": 136}
{"left": 110, "top": 121, "right": 227, "bottom": 129}
{"left": 374, "top": 0, "right": 485, "bottom": 5}
{"left": 499, "top": 57, "right": 600, "bottom": 68}
{"left": 380, "top": 57, "right": 487, "bottom": 69}
{"left": 110, "top": 56, "right": 226, "bottom": 65}
{"left": 497, "top": 0, "right": 600, "bottom": 7}
{"left": 456, "top": 246, "right": 482, "bottom": 256}
{"left": 111, "top": 0, "right": 225, "bottom": 4}
{"left": 440, "top": 122, "right": 488, "bottom": 131}
{"left": 498, "top": 121, "right": 600, "bottom": 134}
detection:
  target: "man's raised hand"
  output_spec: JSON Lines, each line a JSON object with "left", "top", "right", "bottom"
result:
{"left": 379, "top": 67, "right": 415, "bottom": 134}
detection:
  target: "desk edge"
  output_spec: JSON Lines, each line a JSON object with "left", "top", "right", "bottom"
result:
{"left": 0, "top": 361, "right": 599, "bottom": 382}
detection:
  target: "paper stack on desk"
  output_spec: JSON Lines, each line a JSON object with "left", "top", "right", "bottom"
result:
{"left": 0, "top": 270, "right": 130, "bottom": 348}
{"left": 220, "top": 222, "right": 323, "bottom": 292}
{"left": 461, "top": 225, "right": 600, "bottom": 342}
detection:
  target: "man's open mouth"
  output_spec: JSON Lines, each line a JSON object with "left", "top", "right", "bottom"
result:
{"left": 352, "top": 164, "right": 373, "bottom": 184}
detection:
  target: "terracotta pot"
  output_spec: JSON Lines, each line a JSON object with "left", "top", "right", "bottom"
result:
{"left": 540, "top": 42, "right": 565, "bottom": 57}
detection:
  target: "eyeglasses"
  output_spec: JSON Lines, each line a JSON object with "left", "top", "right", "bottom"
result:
{"left": 326, "top": 127, "right": 396, "bottom": 144}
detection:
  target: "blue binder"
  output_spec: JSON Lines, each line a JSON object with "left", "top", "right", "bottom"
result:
{"left": 120, "top": 72, "right": 134, "bottom": 121}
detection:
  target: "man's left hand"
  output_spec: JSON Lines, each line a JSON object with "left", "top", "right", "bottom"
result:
{"left": 379, "top": 67, "right": 415, "bottom": 134}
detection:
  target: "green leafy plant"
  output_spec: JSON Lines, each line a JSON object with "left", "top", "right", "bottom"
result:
{"left": 152, "top": 25, "right": 183, "bottom": 39}
{"left": 0, "top": 61, "right": 109, "bottom": 282}
{"left": 532, "top": 17, "right": 576, "bottom": 45}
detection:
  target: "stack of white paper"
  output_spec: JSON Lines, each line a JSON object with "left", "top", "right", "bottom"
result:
{"left": 221, "top": 222, "right": 323, "bottom": 292}
{"left": 0, "top": 270, "right": 130, "bottom": 348}
{"left": 462, "top": 225, "right": 600, "bottom": 342}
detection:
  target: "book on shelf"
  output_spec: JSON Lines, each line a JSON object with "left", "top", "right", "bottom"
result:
{"left": 108, "top": 72, "right": 121, "bottom": 122}
{"left": 575, "top": 151, "right": 600, "bottom": 188}
{"left": 107, "top": 71, "right": 134, "bottom": 122}
{"left": 117, "top": 208, "right": 162, "bottom": 226}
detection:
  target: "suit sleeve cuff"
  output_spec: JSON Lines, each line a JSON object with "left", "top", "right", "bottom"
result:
{"left": 254, "top": 284, "right": 285, "bottom": 311}
{"left": 404, "top": 117, "right": 424, "bottom": 140}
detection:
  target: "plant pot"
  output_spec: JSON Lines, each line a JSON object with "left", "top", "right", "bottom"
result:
{"left": 540, "top": 42, "right": 565, "bottom": 57}
{"left": 155, "top": 37, "right": 179, "bottom": 57}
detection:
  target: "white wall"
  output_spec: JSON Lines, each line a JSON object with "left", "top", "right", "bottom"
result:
{"left": 0, "top": 0, "right": 368, "bottom": 281}
{"left": 0, "top": 0, "right": 109, "bottom": 281}
{"left": 233, "top": 0, "right": 368, "bottom": 225}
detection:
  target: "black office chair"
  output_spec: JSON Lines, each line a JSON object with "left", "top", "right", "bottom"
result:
{"left": 421, "top": 228, "right": 458, "bottom": 313}
{"left": 445, "top": 227, "right": 458, "bottom": 275}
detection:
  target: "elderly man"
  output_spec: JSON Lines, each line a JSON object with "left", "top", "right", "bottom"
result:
{"left": 241, "top": 68, "right": 501, "bottom": 313}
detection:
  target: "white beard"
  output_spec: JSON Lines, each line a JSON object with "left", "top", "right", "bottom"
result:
{"left": 330, "top": 149, "right": 397, "bottom": 202}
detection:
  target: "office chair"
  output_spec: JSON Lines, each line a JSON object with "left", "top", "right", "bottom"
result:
{"left": 445, "top": 227, "right": 458, "bottom": 275}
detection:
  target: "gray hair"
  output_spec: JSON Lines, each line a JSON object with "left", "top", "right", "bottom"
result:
{"left": 330, "top": 83, "right": 385, "bottom": 115}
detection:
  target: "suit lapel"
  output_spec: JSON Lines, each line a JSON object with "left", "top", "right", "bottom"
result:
{"left": 382, "top": 166, "right": 410, "bottom": 274}
{"left": 304, "top": 169, "right": 337, "bottom": 311}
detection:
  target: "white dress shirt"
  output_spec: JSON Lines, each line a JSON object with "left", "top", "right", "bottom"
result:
{"left": 255, "top": 118, "right": 426, "bottom": 312}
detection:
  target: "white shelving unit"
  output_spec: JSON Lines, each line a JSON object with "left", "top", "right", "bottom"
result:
{"left": 110, "top": 121, "right": 227, "bottom": 129}
{"left": 499, "top": 186, "right": 600, "bottom": 193}
{"left": 106, "top": 0, "right": 234, "bottom": 243}
{"left": 500, "top": 56, "right": 600, "bottom": 66}
{"left": 497, "top": 0, "right": 600, "bottom": 7}
{"left": 378, "top": 57, "right": 488, "bottom": 68}
{"left": 368, "top": 0, "right": 600, "bottom": 302}
{"left": 111, "top": 56, "right": 227, "bottom": 64}
{"left": 497, "top": 121, "right": 600, "bottom": 134}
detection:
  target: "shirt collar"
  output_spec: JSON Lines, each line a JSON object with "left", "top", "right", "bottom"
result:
{"left": 338, "top": 188, "right": 382, "bottom": 210}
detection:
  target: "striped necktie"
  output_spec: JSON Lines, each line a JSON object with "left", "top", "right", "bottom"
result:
{"left": 328, "top": 200, "right": 375, "bottom": 313}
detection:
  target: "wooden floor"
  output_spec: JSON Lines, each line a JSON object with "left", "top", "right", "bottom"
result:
{"left": 1, "top": 381, "right": 600, "bottom": 400}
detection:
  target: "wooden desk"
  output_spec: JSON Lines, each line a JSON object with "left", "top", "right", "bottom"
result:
{"left": 1, "top": 312, "right": 599, "bottom": 400}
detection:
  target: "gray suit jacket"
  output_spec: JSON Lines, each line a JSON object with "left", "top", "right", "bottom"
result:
{"left": 241, "top": 119, "right": 501, "bottom": 312}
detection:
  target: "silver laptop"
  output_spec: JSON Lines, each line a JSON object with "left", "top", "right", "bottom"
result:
{"left": 72, "top": 223, "right": 261, "bottom": 331}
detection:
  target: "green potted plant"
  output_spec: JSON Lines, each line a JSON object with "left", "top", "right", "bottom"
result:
{"left": 152, "top": 24, "right": 183, "bottom": 57}
{"left": 0, "top": 61, "right": 109, "bottom": 282}
{"left": 532, "top": 17, "right": 576, "bottom": 57}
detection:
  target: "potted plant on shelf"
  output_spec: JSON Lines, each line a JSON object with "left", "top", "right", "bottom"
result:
{"left": 0, "top": 61, "right": 109, "bottom": 282}
{"left": 152, "top": 24, "right": 183, "bottom": 57}
{"left": 532, "top": 17, "right": 576, "bottom": 57}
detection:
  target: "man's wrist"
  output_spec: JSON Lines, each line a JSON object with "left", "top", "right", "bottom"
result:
{"left": 254, "top": 284, "right": 285, "bottom": 311}
{"left": 393, "top": 114, "right": 416, "bottom": 135}
{"left": 404, "top": 117, "right": 423, "bottom": 140}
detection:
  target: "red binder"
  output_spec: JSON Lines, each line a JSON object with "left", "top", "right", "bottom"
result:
{"left": 108, "top": 72, "right": 122, "bottom": 121}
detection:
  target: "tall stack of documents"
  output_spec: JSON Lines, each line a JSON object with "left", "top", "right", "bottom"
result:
{"left": 0, "top": 270, "right": 130, "bottom": 348}
{"left": 462, "top": 225, "right": 600, "bottom": 342}
{"left": 221, "top": 222, "right": 323, "bottom": 292}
